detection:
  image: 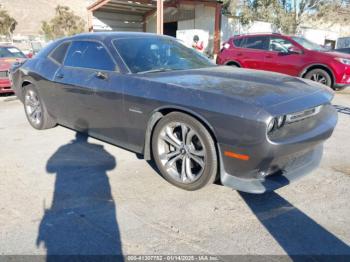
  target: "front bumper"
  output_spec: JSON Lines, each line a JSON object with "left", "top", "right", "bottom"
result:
{"left": 335, "top": 66, "right": 350, "bottom": 88}
{"left": 334, "top": 83, "right": 349, "bottom": 90}
{"left": 220, "top": 145, "right": 323, "bottom": 193}
{"left": 218, "top": 104, "right": 337, "bottom": 193}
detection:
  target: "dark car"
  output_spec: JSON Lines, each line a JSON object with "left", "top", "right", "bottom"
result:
{"left": 217, "top": 33, "right": 350, "bottom": 90}
{"left": 0, "top": 45, "right": 27, "bottom": 94}
{"left": 10, "top": 32, "right": 337, "bottom": 193}
{"left": 335, "top": 48, "right": 350, "bottom": 54}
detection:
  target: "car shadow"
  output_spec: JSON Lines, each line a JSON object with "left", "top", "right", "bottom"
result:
{"left": 239, "top": 191, "right": 350, "bottom": 257}
{"left": 334, "top": 105, "right": 350, "bottom": 116}
{"left": 36, "top": 132, "right": 123, "bottom": 260}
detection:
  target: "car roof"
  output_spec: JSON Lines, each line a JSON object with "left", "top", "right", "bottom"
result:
{"left": 0, "top": 45, "right": 17, "bottom": 48}
{"left": 68, "top": 32, "right": 173, "bottom": 41}
{"left": 230, "top": 33, "right": 294, "bottom": 39}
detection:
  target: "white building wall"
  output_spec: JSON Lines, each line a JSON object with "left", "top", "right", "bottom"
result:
{"left": 221, "top": 15, "right": 275, "bottom": 43}
{"left": 92, "top": 11, "right": 143, "bottom": 32}
{"left": 177, "top": 4, "right": 216, "bottom": 54}
{"left": 298, "top": 27, "right": 338, "bottom": 46}
{"left": 144, "top": 4, "right": 215, "bottom": 54}
{"left": 145, "top": 13, "right": 157, "bottom": 33}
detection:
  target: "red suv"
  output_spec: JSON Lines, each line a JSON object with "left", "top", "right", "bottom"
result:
{"left": 217, "top": 33, "right": 350, "bottom": 90}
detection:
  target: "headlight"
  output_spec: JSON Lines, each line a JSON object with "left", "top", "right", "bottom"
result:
{"left": 335, "top": 57, "right": 350, "bottom": 65}
{"left": 267, "top": 116, "right": 286, "bottom": 133}
{"left": 267, "top": 118, "right": 276, "bottom": 133}
{"left": 276, "top": 115, "right": 286, "bottom": 128}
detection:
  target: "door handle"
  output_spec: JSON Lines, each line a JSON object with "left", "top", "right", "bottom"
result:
{"left": 237, "top": 53, "right": 243, "bottom": 56}
{"left": 55, "top": 73, "right": 64, "bottom": 79}
{"left": 95, "top": 71, "right": 108, "bottom": 80}
{"left": 266, "top": 55, "right": 273, "bottom": 58}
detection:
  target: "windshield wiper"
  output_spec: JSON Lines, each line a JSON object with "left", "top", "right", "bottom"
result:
{"left": 137, "top": 68, "right": 173, "bottom": 74}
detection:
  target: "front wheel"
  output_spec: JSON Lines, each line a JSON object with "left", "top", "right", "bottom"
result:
{"left": 152, "top": 112, "right": 218, "bottom": 191}
{"left": 24, "top": 84, "right": 56, "bottom": 130}
{"left": 304, "top": 69, "right": 332, "bottom": 88}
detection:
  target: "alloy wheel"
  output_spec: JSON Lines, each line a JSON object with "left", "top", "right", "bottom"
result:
{"left": 25, "top": 89, "right": 42, "bottom": 126}
{"left": 157, "top": 122, "right": 206, "bottom": 184}
{"left": 310, "top": 73, "right": 328, "bottom": 85}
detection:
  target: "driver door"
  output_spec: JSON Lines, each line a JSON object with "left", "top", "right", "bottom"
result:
{"left": 263, "top": 36, "right": 304, "bottom": 76}
{"left": 52, "top": 40, "right": 124, "bottom": 141}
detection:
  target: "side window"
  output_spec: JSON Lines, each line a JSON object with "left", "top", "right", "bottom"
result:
{"left": 269, "top": 37, "right": 294, "bottom": 52}
{"left": 233, "top": 38, "right": 243, "bottom": 47}
{"left": 49, "top": 42, "right": 70, "bottom": 64}
{"left": 241, "top": 36, "right": 268, "bottom": 50}
{"left": 64, "top": 41, "right": 115, "bottom": 71}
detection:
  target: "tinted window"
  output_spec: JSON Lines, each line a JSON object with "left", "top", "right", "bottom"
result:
{"left": 241, "top": 36, "right": 268, "bottom": 50}
{"left": 233, "top": 38, "right": 243, "bottom": 47}
{"left": 291, "top": 36, "right": 326, "bottom": 52}
{"left": 64, "top": 41, "right": 115, "bottom": 71}
{"left": 113, "top": 37, "right": 214, "bottom": 74}
{"left": 269, "top": 37, "right": 294, "bottom": 52}
{"left": 49, "top": 42, "right": 70, "bottom": 64}
{"left": 0, "top": 47, "right": 26, "bottom": 58}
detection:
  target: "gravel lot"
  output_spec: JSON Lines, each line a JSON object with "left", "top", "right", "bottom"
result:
{"left": 0, "top": 89, "right": 349, "bottom": 257}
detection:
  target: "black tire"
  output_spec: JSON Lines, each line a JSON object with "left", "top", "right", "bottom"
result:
{"left": 151, "top": 112, "right": 218, "bottom": 191}
{"left": 227, "top": 62, "right": 239, "bottom": 67}
{"left": 304, "top": 68, "right": 332, "bottom": 88}
{"left": 23, "top": 84, "right": 56, "bottom": 130}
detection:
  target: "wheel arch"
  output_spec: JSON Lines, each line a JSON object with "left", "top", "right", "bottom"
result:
{"left": 225, "top": 60, "right": 241, "bottom": 67}
{"left": 18, "top": 78, "right": 35, "bottom": 101}
{"left": 143, "top": 106, "right": 219, "bottom": 160}
{"left": 300, "top": 64, "right": 335, "bottom": 86}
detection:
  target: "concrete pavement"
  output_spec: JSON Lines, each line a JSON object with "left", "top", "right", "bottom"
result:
{"left": 0, "top": 89, "right": 349, "bottom": 256}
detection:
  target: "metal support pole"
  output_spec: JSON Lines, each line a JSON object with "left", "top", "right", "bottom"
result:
{"left": 156, "top": 0, "right": 163, "bottom": 34}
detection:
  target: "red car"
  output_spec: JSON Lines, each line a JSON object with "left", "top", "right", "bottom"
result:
{"left": 0, "top": 45, "right": 27, "bottom": 94}
{"left": 217, "top": 33, "right": 350, "bottom": 90}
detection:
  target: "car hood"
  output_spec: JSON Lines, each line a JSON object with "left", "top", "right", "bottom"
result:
{"left": 141, "top": 66, "right": 332, "bottom": 109}
{"left": 317, "top": 50, "right": 350, "bottom": 59}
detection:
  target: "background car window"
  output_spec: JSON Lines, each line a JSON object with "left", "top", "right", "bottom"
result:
{"left": 113, "top": 37, "right": 214, "bottom": 74}
{"left": 269, "top": 37, "right": 293, "bottom": 52}
{"left": 64, "top": 41, "right": 115, "bottom": 71}
{"left": 233, "top": 38, "right": 243, "bottom": 47}
{"left": 291, "top": 36, "right": 327, "bottom": 52}
{"left": 240, "top": 36, "right": 268, "bottom": 50}
{"left": 0, "top": 47, "right": 26, "bottom": 58}
{"left": 49, "top": 42, "right": 70, "bottom": 64}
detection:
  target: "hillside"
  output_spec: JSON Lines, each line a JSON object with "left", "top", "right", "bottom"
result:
{"left": 0, "top": 0, "right": 94, "bottom": 36}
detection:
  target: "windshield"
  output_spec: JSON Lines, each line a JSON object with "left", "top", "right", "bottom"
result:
{"left": 292, "top": 37, "right": 327, "bottom": 52}
{"left": 0, "top": 47, "right": 26, "bottom": 58}
{"left": 113, "top": 37, "right": 214, "bottom": 74}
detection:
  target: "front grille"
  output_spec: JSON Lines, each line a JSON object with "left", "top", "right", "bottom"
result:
{"left": 0, "top": 71, "right": 8, "bottom": 78}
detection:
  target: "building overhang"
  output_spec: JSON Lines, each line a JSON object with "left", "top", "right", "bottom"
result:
{"left": 88, "top": 0, "right": 221, "bottom": 15}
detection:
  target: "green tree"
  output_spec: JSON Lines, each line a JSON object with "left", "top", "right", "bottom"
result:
{"left": 0, "top": 9, "right": 17, "bottom": 39}
{"left": 224, "top": 0, "right": 348, "bottom": 34}
{"left": 41, "top": 5, "right": 85, "bottom": 40}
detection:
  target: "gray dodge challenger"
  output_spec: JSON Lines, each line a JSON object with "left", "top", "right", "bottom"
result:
{"left": 10, "top": 32, "right": 338, "bottom": 193}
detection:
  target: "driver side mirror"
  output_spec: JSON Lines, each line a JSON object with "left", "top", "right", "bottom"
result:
{"left": 288, "top": 46, "right": 303, "bottom": 54}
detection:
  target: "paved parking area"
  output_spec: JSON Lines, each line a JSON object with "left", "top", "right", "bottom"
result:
{"left": 0, "top": 89, "right": 350, "bottom": 257}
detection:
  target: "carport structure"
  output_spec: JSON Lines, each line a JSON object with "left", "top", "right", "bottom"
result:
{"left": 87, "top": 0, "right": 222, "bottom": 54}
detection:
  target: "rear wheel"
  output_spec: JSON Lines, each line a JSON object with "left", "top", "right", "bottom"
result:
{"left": 304, "top": 69, "right": 332, "bottom": 88}
{"left": 24, "top": 84, "right": 56, "bottom": 130}
{"left": 152, "top": 112, "right": 218, "bottom": 191}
